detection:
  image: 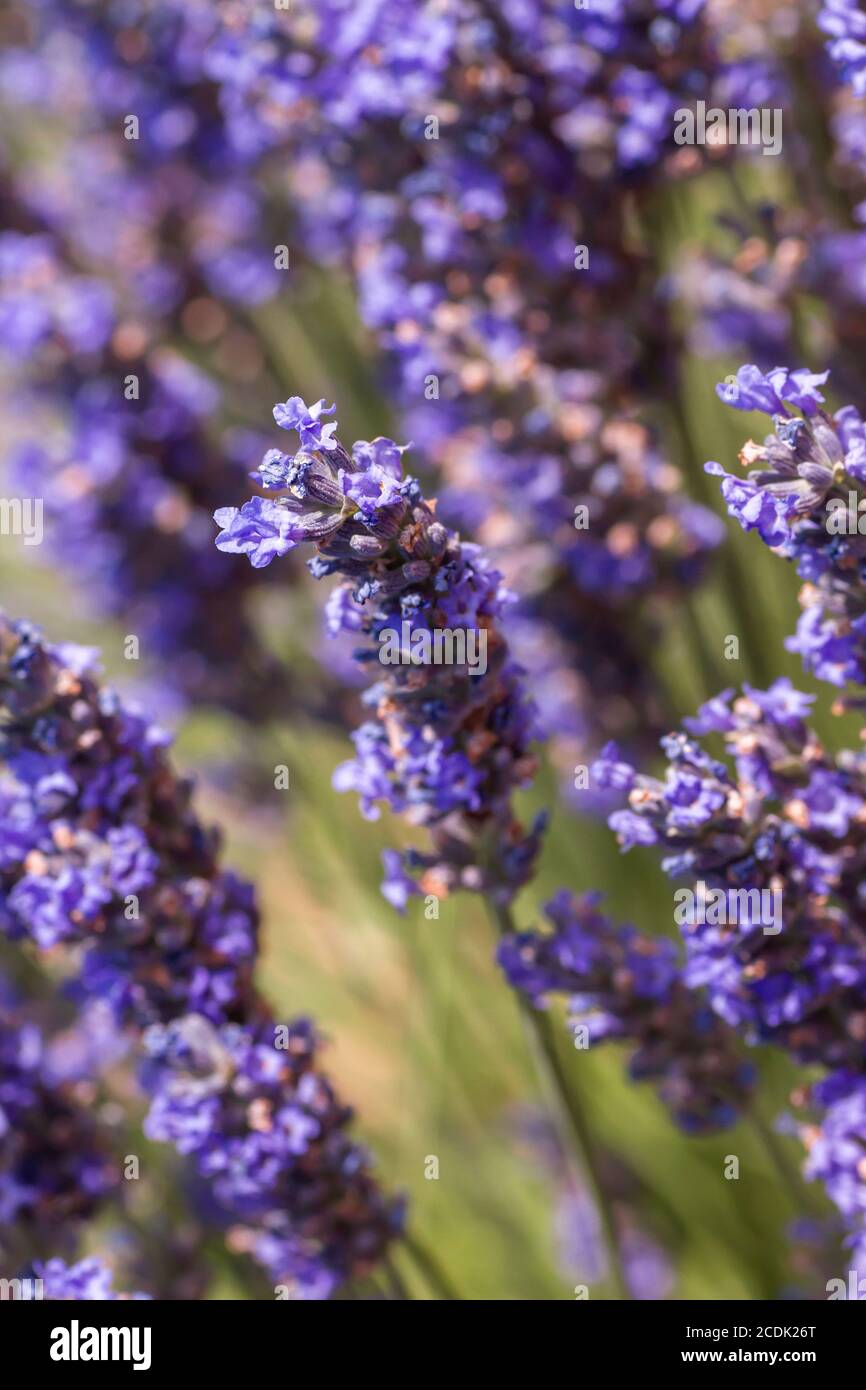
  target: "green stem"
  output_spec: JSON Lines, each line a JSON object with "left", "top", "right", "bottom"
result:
{"left": 666, "top": 392, "right": 774, "bottom": 690}
{"left": 403, "top": 1231, "right": 461, "bottom": 1301}
{"left": 487, "top": 899, "right": 630, "bottom": 1300}
{"left": 749, "top": 1110, "right": 823, "bottom": 1217}
{"left": 683, "top": 596, "right": 725, "bottom": 703}
{"left": 382, "top": 1255, "right": 412, "bottom": 1301}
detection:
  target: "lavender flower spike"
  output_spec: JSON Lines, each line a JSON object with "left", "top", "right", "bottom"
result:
{"left": 594, "top": 682, "right": 866, "bottom": 1259}
{"left": 215, "top": 397, "right": 545, "bottom": 907}
{"left": 0, "top": 616, "right": 257, "bottom": 1026}
{"left": 0, "top": 613, "right": 401, "bottom": 1298}
{"left": 141, "top": 1014, "right": 402, "bottom": 1300}
{"left": 499, "top": 891, "right": 754, "bottom": 1135}
{"left": 709, "top": 365, "right": 866, "bottom": 691}
{"left": 592, "top": 681, "right": 866, "bottom": 1068}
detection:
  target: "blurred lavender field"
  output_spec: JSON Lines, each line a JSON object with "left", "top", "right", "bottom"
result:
{"left": 2, "top": 0, "right": 866, "bottom": 1303}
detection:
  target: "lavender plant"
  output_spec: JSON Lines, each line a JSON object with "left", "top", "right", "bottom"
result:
{"left": 669, "top": 6, "right": 866, "bottom": 419}
{"left": 8, "top": 0, "right": 866, "bottom": 1307}
{"left": 214, "top": 393, "right": 754, "bottom": 1295}
{"left": 202, "top": 0, "right": 729, "bottom": 774}
{"left": 709, "top": 364, "right": 866, "bottom": 691}
{"left": 215, "top": 396, "right": 544, "bottom": 907}
{"left": 593, "top": 678, "right": 866, "bottom": 1268}
{"left": 0, "top": 613, "right": 401, "bottom": 1299}
{"left": 0, "top": 229, "right": 291, "bottom": 717}
{"left": 511, "top": 1107, "right": 676, "bottom": 1300}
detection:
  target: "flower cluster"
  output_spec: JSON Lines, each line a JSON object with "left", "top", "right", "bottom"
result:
{"left": 283, "top": 0, "right": 727, "bottom": 766}
{"left": 0, "top": 0, "right": 305, "bottom": 718}
{"left": 2, "top": 0, "right": 282, "bottom": 307}
{"left": 820, "top": 0, "right": 866, "bottom": 100}
{"left": 0, "top": 218, "right": 296, "bottom": 718}
{"left": 216, "top": 396, "right": 544, "bottom": 905}
{"left": 0, "top": 614, "right": 258, "bottom": 1024}
{"left": 0, "top": 614, "right": 400, "bottom": 1297}
{"left": 595, "top": 678, "right": 866, "bottom": 1260}
{"left": 709, "top": 364, "right": 866, "bottom": 689}
{"left": 142, "top": 1014, "right": 401, "bottom": 1299}
{"left": 659, "top": 7, "right": 866, "bottom": 465}
{"left": 9, "top": 0, "right": 866, "bottom": 1304}
{"left": 499, "top": 891, "right": 754, "bottom": 1134}
{"left": 594, "top": 678, "right": 866, "bottom": 1061}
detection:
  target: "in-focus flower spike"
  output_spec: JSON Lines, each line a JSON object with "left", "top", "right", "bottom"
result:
{"left": 709, "top": 366, "right": 866, "bottom": 691}
{"left": 592, "top": 680, "right": 866, "bottom": 1068}
{"left": 595, "top": 680, "right": 866, "bottom": 1258}
{"left": 0, "top": 614, "right": 401, "bottom": 1299}
{"left": 216, "top": 397, "right": 545, "bottom": 905}
{"left": 498, "top": 891, "right": 755, "bottom": 1134}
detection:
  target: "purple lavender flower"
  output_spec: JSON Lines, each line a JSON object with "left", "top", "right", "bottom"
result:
{"left": 820, "top": 0, "right": 866, "bottom": 99}
{"left": 709, "top": 366, "right": 866, "bottom": 690}
{"left": 593, "top": 682, "right": 866, "bottom": 1068}
{"left": 0, "top": 615, "right": 257, "bottom": 1025}
{"left": 0, "top": 0, "right": 304, "bottom": 718}
{"left": 273, "top": 398, "right": 339, "bottom": 453}
{"left": 591, "top": 678, "right": 866, "bottom": 1261}
{"left": 0, "top": 1005, "right": 117, "bottom": 1242}
{"left": 715, "top": 365, "right": 829, "bottom": 417}
{"left": 0, "top": 233, "right": 113, "bottom": 355}
{"left": 216, "top": 397, "right": 545, "bottom": 905}
{"left": 799, "top": 1072, "right": 866, "bottom": 1280}
{"left": 141, "top": 1014, "right": 401, "bottom": 1298}
{"left": 498, "top": 891, "right": 754, "bottom": 1134}
{"left": 34, "top": 1257, "right": 149, "bottom": 1301}
{"left": 0, "top": 613, "right": 400, "bottom": 1297}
